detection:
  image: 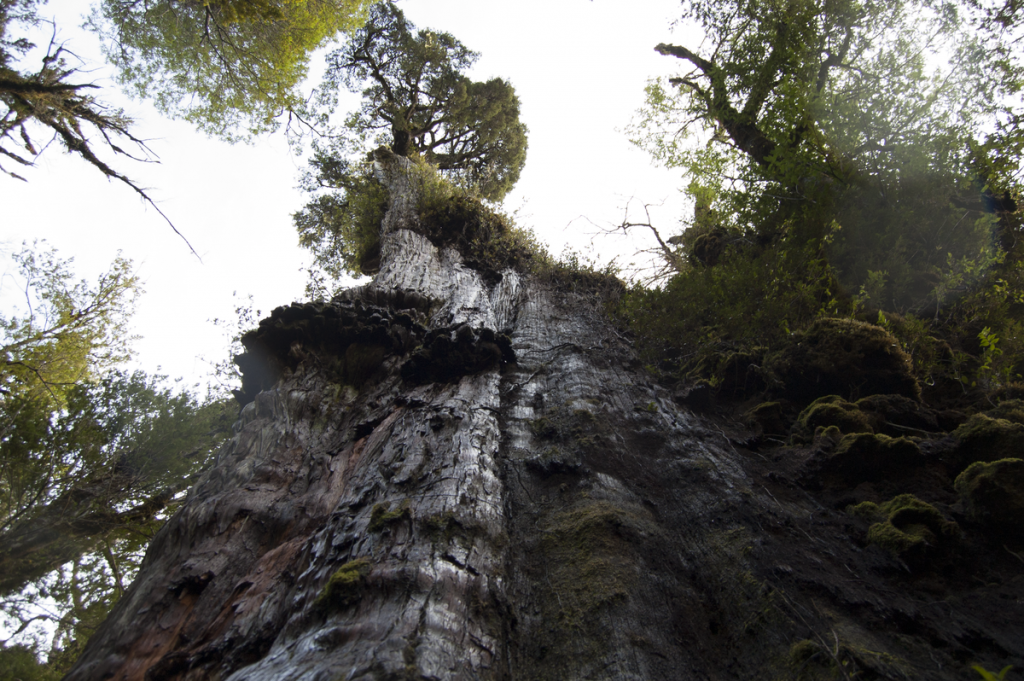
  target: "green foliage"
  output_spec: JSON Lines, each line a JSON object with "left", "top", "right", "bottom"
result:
{"left": 414, "top": 158, "right": 540, "bottom": 275}
{"left": 622, "top": 0, "right": 1024, "bottom": 404}
{"left": 295, "top": 159, "right": 388, "bottom": 289}
{"left": 0, "top": 644, "right": 61, "bottom": 680}
{"left": 91, "top": 0, "right": 372, "bottom": 139}
{"left": 311, "top": 2, "right": 527, "bottom": 200}
{"left": 297, "top": 151, "right": 549, "bottom": 293}
{"left": 973, "top": 665, "right": 1014, "bottom": 680}
{"left": 618, "top": 236, "right": 839, "bottom": 384}
{"left": 1, "top": 242, "right": 139, "bottom": 408}
{"left": 0, "top": 370, "right": 235, "bottom": 658}
{"left": 0, "top": 244, "right": 234, "bottom": 671}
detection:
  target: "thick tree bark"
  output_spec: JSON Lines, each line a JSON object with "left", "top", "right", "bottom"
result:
{"left": 66, "top": 151, "right": 1023, "bottom": 680}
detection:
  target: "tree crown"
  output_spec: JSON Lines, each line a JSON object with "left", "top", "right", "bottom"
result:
{"left": 315, "top": 1, "right": 527, "bottom": 201}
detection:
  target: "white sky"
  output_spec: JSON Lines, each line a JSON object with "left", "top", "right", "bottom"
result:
{"left": 2, "top": 0, "right": 698, "bottom": 388}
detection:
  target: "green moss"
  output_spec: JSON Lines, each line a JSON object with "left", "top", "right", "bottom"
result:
{"left": 986, "top": 399, "right": 1024, "bottom": 425}
{"left": 747, "top": 401, "right": 787, "bottom": 436}
{"left": 423, "top": 511, "right": 461, "bottom": 544}
{"left": 790, "top": 638, "right": 819, "bottom": 664}
{"left": 820, "top": 432, "right": 923, "bottom": 486}
{"left": 317, "top": 558, "right": 372, "bottom": 610}
{"left": 526, "top": 405, "right": 602, "bottom": 473}
{"left": 954, "top": 458, "right": 1024, "bottom": 534}
{"left": 368, "top": 501, "right": 411, "bottom": 532}
{"left": 786, "top": 635, "right": 912, "bottom": 680}
{"left": 794, "top": 395, "right": 873, "bottom": 441}
{"left": 537, "top": 501, "right": 661, "bottom": 650}
{"left": 766, "top": 318, "right": 920, "bottom": 401}
{"left": 421, "top": 511, "right": 502, "bottom": 549}
{"left": 850, "top": 494, "right": 959, "bottom": 564}
{"left": 951, "top": 414, "right": 1024, "bottom": 473}
{"left": 414, "top": 161, "right": 538, "bottom": 279}
{"left": 529, "top": 416, "right": 558, "bottom": 439}
{"left": 852, "top": 393, "right": 942, "bottom": 436}
{"left": 690, "top": 348, "right": 769, "bottom": 400}
{"left": 847, "top": 500, "right": 885, "bottom": 523}
{"left": 812, "top": 425, "right": 844, "bottom": 449}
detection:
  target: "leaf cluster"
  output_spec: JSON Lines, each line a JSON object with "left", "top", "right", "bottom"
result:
{"left": 91, "top": 0, "right": 373, "bottom": 140}
{"left": 313, "top": 2, "right": 527, "bottom": 200}
{"left": 1, "top": 243, "right": 140, "bottom": 407}
{"left": 0, "top": 244, "right": 234, "bottom": 670}
{"left": 621, "top": 0, "right": 1024, "bottom": 403}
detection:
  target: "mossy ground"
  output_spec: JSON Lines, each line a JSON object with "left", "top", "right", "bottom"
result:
{"left": 792, "top": 395, "right": 874, "bottom": 442}
{"left": 954, "top": 458, "right": 1024, "bottom": 536}
{"left": 817, "top": 432, "right": 923, "bottom": 487}
{"left": 848, "top": 494, "right": 959, "bottom": 563}
{"left": 951, "top": 414, "right": 1024, "bottom": 473}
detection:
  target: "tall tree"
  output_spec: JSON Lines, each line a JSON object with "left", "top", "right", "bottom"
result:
{"left": 312, "top": 1, "right": 527, "bottom": 201}
{"left": 0, "top": 244, "right": 234, "bottom": 671}
{"left": 0, "top": 370, "right": 234, "bottom": 596}
{"left": 632, "top": 0, "right": 1023, "bottom": 311}
{"left": 90, "top": 0, "right": 373, "bottom": 140}
{"left": 294, "top": 3, "right": 528, "bottom": 291}
{"left": 64, "top": 145, "right": 1024, "bottom": 681}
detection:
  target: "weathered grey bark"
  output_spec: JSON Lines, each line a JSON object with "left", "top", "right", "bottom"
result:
{"left": 65, "top": 151, "right": 1023, "bottom": 680}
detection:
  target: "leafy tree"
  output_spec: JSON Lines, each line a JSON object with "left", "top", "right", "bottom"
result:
{"left": 0, "top": 370, "right": 234, "bottom": 595}
{"left": 622, "top": 0, "right": 1023, "bottom": 395}
{"left": 632, "top": 0, "right": 1022, "bottom": 308}
{"left": 312, "top": 2, "right": 527, "bottom": 201}
{"left": 294, "top": 152, "right": 389, "bottom": 288}
{"left": 0, "top": 371, "right": 234, "bottom": 672}
{"left": 295, "top": 3, "right": 528, "bottom": 288}
{"left": 1, "top": 243, "right": 139, "bottom": 406}
{"left": 0, "top": 244, "right": 234, "bottom": 671}
{"left": 90, "top": 0, "right": 373, "bottom": 140}
{"left": 0, "top": 643, "right": 60, "bottom": 680}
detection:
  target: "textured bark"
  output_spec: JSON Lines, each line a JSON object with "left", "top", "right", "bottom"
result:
{"left": 66, "top": 151, "right": 1023, "bottom": 680}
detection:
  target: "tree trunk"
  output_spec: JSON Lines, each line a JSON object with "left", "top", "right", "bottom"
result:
{"left": 66, "top": 151, "right": 1023, "bottom": 680}
{"left": 0, "top": 476, "right": 174, "bottom": 596}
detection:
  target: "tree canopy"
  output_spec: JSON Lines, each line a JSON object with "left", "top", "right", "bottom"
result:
{"left": 631, "top": 0, "right": 1023, "bottom": 304}
{"left": 313, "top": 1, "right": 527, "bottom": 201}
{"left": 294, "top": 3, "right": 529, "bottom": 289}
{"left": 623, "top": 0, "right": 1024, "bottom": 400}
{"left": 0, "top": 244, "right": 233, "bottom": 672}
{"left": 90, "top": 0, "right": 372, "bottom": 140}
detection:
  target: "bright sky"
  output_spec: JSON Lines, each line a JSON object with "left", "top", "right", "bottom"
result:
{"left": 2, "top": 0, "right": 697, "bottom": 388}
